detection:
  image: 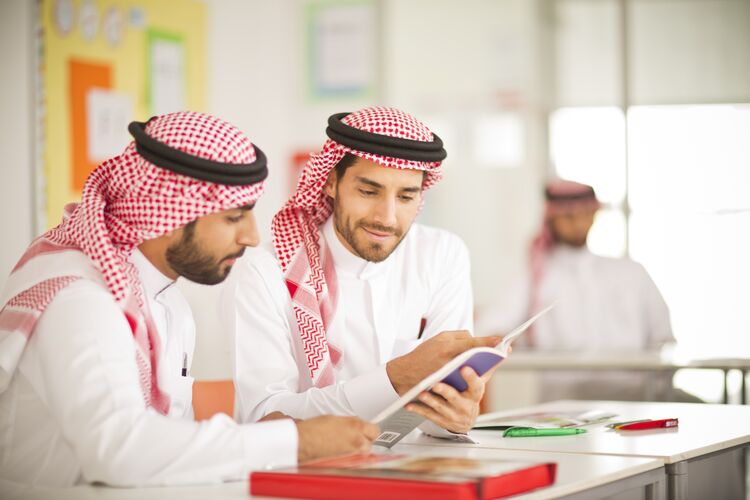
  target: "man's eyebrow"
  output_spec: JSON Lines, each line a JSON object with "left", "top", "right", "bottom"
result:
{"left": 355, "top": 176, "right": 422, "bottom": 193}
{"left": 355, "top": 176, "right": 384, "bottom": 189}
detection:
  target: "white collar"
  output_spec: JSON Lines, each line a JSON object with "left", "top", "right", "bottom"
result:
{"left": 552, "top": 244, "right": 591, "bottom": 258}
{"left": 549, "top": 245, "right": 596, "bottom": 267}
{"left": 322, "top": 217, "right": 389, "bottom": 280}
{"left": 129, "top": 248, "right": 176, "bottom": 300}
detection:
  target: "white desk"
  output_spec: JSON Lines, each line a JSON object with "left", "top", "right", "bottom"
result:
{"left": 1, "top": 447, "right": 665, "bottom": 500}
{"left": 402, "top": 400, "right": 750, "bottom": 500}
{"left": 0, "top": 479, "right": 249, "bottom": 500}
{"left": 394, "top": 446, "right": 666, "bottom": 500}
{"left": 502, "top": 352, "right": 750, "bottom": 404}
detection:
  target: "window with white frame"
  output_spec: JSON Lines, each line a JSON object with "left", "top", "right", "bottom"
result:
{"left": 551, "top": 105, "right": 750, "bottom": 358}
{"left": 549, "top": 0, "right": 750, "bottom": 401}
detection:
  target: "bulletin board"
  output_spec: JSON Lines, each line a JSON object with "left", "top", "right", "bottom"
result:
{"left": 305, "top": 0, "right": 379, "bottom": 101}
{"left": 39, "top": 0, "right": 207, "bottom": 228}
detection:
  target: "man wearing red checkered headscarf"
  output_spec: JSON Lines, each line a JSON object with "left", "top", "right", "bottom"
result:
{"left": 224, "top": 107, "right": 500, "bottom": 443}
{"left": 0, "top": 112, "right": 378, "bottom": 487}
{"left": 476, "top": 178, "right": 678, "bottom": 401}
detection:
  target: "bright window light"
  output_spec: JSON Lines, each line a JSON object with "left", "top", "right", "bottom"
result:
{"left": 628, "top": 105, "right": 750, "bottom": 213}
{"left": 629, "top": 104, "right": 750, "bottom": 358}
{"left": 549, "top": 107, "right": 626, "bottom": 205}
{"left": 549, "top": 107, "right": 627, "bottom": 258}
{"left": 587, "top": 209, "right": 626, "bottom": 258}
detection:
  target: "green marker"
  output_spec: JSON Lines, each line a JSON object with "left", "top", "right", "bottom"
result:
{"left": 503, "top": 427, "right": 588, "bottom": 437}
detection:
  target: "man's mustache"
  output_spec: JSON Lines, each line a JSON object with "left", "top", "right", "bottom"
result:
{"left": 223, "top": 248, "right": 246, "bottom": 262}
{"left": 360, "top": 223, "right": 401, "bottom": 237}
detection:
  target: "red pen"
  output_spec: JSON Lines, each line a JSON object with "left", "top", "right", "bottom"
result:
{"left": 616, "top": 418, "right": 679, "bottom": 430}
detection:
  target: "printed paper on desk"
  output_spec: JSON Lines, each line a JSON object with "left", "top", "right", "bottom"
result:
{"left": 372, "top": 304, "right": 555, "bottom": 448}
{"left": 474, "top": 409, "right": 618, "bottom": 430}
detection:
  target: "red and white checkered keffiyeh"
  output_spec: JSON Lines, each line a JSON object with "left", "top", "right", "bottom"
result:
{"left": 0, "top": 111, "right": 265, "bottom": 414}
{"left": 272, "top": 106, "right": 443, "bottom": 388}
{"left": 527, "top": 179, "right": 600, "bottom": 344}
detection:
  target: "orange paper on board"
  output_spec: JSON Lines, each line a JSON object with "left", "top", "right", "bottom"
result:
{"left": 69, "top": 59, "right": 112, "bottom": 192}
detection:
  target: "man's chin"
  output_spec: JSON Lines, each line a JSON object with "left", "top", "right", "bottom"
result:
{"left": 561, "top": 240, "right": 587, "bottom": 249}
{"left": 216, "top": 263, "right": 235, "bottom": 281}
{"left": 354, "top": 242, "right": 398, "bottom": 263}
{"left": 182, "top": 267, "right": 232, "bottom": 286}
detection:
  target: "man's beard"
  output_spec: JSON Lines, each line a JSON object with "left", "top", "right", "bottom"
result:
{"left": 333, "top": 203, "right": 408, "bottom": 263}
{"left": 551, "top": 229, "right": 588, "bottom": 248}
{"left": 557, "top": 236, "right": 588, "bottom": 248}
{"left": 166, "top": 226, "right": 244, "bottom": 285}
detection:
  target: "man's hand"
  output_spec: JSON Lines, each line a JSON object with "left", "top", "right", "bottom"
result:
{"left": 296, "top": 416, "right": 380, "bottom": 463}
{"left": 405, "top": 366, "right": 491, "bottom": 434}
{"left": 385, "top": 330, "right": 502, "bottom": 395}
{"left": 259, "top": 411, "right": 298, "bottom": 423}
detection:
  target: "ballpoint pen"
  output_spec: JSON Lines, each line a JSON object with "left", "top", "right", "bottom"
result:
{"left": 606, "top": 419, "right": 650, "bottom": 429}
{"left": 615, "top": 418, "right": 679, "bottom": 430}
{"left": 503, "top": 427, "right": 587, "bottom": 437}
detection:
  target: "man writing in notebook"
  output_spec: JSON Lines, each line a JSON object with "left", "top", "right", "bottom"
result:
{"left": 0, "top": 112, "right": 378, "bottom": 487}
{"left": 223, "top": 107, "right": 500, "bottom": 437}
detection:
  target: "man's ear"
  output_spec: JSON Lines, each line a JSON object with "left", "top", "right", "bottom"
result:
{"left": 323, "top": 170, "right": 337, "bottom": 199}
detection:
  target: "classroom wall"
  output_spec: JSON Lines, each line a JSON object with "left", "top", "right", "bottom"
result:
{"left": 0, "top": 0, "right": 35, "bottom": 279}
{"left": 554, "top": 0, "right": 750, "bottom": 107}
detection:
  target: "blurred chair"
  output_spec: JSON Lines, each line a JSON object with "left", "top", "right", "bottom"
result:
{"left": 192, "top": 380, "right": 235, "bottom": 421}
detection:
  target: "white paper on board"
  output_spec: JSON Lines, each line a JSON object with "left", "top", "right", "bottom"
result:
{"left": 86, "top": 89, "right": 133, "bottom": 163}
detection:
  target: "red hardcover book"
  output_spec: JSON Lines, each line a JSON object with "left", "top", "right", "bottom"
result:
{"left": 250, "top": 453, "right": 556, "bottom": 500}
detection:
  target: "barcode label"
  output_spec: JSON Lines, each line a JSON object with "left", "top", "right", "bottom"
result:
{"left": 376, "top": 431, "right": 401, "bottom": 444}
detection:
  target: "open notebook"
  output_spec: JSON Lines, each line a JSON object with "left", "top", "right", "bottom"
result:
{"left": 372, "top": 304, "right": 555, "bottom": 448}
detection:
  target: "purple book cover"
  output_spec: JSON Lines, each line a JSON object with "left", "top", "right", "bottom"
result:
{"left": 440, "top": 352, "right": 505, "bottom": 392}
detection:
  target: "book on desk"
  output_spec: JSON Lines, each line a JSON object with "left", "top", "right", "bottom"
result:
{"left": 250, "top": 453, "right": 556, "bottom": 500}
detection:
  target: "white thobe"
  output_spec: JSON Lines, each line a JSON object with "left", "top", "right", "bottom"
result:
{"left": 476, "top": 245, "right": 674, "bottom": 400}
{"left": 0, "top": 249, "right": 296, "bottom": 487}
{"left": 222, "top": 218, "right": 474, "bottom": 424}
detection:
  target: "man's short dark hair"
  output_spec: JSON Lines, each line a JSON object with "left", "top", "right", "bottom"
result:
{"left": 182, "top": 219, "right": 197, "bottom": 239}
{"left": 333, "top": 153, "right": 359, "bottom": 184}
{"left": 333, "top": 153, "right": 426, "bottom": 185}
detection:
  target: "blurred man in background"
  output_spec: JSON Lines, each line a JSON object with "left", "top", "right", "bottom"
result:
{"left": 477, "top": 179, "right": 693, "bottom": 401}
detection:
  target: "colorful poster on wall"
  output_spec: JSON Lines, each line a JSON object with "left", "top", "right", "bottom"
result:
{"left": 40, "top": 0, "right": 207, "bottom": 229}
